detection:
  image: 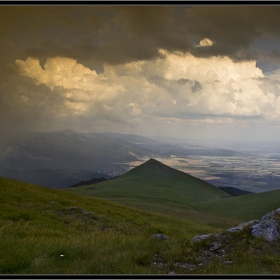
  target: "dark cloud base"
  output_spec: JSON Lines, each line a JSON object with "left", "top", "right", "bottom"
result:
{"left": 1, "top": 5, "right": 280, "bottom": 142}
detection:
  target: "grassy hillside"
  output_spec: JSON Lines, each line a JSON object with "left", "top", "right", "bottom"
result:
{"left": 67, "top": 159, "right": 280, "bottom": 228}
{"left": 193, "top": 188, "right": 280, "bottom": 221}
{"left": 67, "top": 158, "right": 235, "bottom": 227}
{"left": 67, "top": 159, "right": 229, "bottom": 207}
{"left": 0, "top": 176, "right": 223, "bottom": 274}
{"left": 2, "top": 176, "right": 280, "bottom": 274}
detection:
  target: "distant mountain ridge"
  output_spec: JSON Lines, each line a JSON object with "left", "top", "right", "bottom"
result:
{"left": 0, "top": 169, "right": 110, "bottom": 189}
{"left": 0, "top": 130, "right": 249, "bottom": 188}
{"left": 218, "top": 186, "right": 253, "bottom": 196}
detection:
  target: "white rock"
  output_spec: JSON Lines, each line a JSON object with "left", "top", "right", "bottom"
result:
{"left": 191, "top": 234, "right": 213, "bottom": 242}
{"left": 228, "top": 219, "right": 260, "bottom": 232}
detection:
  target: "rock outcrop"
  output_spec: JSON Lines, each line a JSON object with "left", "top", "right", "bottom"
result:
{"left": 228, "top": 219, "right": 260, "bottom": 233}
{"left": 191, "top": 234, "right": 214, "bottom": 242}
{"left": 250, "top": 208, "right": 280, "bottom": 242}
{"left": 192, "top": 208, "right": 280, "bottom": 243}
{"left": 151, "top": 233, "right": 169, "bottom": 240}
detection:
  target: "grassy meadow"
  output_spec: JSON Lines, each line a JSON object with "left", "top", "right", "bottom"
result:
{"left": 193, "top": 188, "right": 280, "bottom": 221}
{"left": 0, "top": 176, "right": 223, "bottom": 274}
{"left": 67, "top": 159, "right": 236, "bottom": 227}
{"left": 68, "top": 159, "right": 280, "bottom": 226}
{"left": 2, "top": 159, "right": 280, "bottom": 274}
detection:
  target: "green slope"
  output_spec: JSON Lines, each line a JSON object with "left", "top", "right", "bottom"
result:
{"left": 193, "top": 188, "right": 280, "bottom": 221}
{"left": 0, "top": 176, "right": 223, "bottom": 274}
{"left": 67, "top": 158, "right": 234, "bottom": 226}
{"left": 2, "top": 177, "right": 280, "bottom": 274}
{"left": 67, "top": 158, "right": 229, "bottom": 206}
{"left": 67, "top": 158, "right": 280, "bottom": 227}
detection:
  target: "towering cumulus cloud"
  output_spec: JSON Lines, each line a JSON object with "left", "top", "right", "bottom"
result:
{"left": 15, "top": 51, "right": 275, "bottom": 121}
{"left": 1, "top": 6, "right": 280, "bottom": 140}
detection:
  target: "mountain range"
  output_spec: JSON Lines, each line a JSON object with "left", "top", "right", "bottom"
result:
{"left": 0, "top": 130, "right": 248, "bottom": 188}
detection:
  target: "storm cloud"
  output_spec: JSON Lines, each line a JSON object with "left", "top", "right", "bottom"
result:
{"left": 1, "top": 5, "right": 280, "bottom": 141}
{"left": 8, "top": 5, "right": 280, "bottom": 66}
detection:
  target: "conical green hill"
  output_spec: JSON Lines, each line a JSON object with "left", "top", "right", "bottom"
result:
{"left": 69, "top": 158, "right": 230, "bottom": 208}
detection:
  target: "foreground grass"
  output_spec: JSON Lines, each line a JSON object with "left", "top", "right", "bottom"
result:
{"left": 2, "top": 176, "right": 280, "bottom": 274}
{"left": 0, "top": 177, "right": 217, "bottom": 274}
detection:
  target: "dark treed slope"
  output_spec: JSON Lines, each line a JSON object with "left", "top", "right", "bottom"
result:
{"left": 218, "top": 186, "right": 253, "bottom": 197}
{"left": 0, "top": 169, "right": 109, "bottom": 189}
{"left": 67, "top": 158, "right": 230, "bottom": 210}
{"left": 69, "top": 177, "right": 108, "bottom": 188}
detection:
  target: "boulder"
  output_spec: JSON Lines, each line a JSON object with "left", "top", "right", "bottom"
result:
{"left": 69, "top": 206, "right": 90, "bottom": 215}
{"left": 191, "top": 208, "right": 280, "bottom": 244}
{"left": 261, "top": 208, "right": 280, "bottom": 221}
{"left": 151, "top": 233, "right": 168, "bottom": 240}
{"left": 191, "top": 234, "right": 213, "bottom": 242}
{"left": 275, "top": 208, "right": 280, "bottom": 220}
{"left": 251, "top": 219, "right": 279, "bottom": 242}
{"left": 228, "top": 219, "right": 260, "bottom": 233}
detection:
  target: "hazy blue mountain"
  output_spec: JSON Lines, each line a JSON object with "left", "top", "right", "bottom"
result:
{"left": 0, "top": 130, "right": 250, "bottom": 188}
{"left": 0, "top": 168, "right": 110, "bottom": 189}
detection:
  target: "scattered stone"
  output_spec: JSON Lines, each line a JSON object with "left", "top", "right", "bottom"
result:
{"left": 251, "top": 219, "right": 279, "bottom": 242}
{"left": 191, "top": 233, "right": 213, "bottom": 242}
{"left": 223, "top": 260, "right": 233, "bottom": 265}
{"left": 200, "top": 250, "right": 212, "bottom": 259}
{"left": 228, "top": 219, "right": 260, "bottom": 232}
{"left": 181, "top": 263, "right": 189, "bottom": 268}
{"left": 151, "top": 233, "right": 168, "bottom": 240}
{"left": 219, "top": 249, "right": 226, "bottom": 254}
{"left": 151, "top": 261, "right": 166, "bottom": 269}
{"left": 210, "top": 241, "right": 222, "bottom": 251}
{"left": 69, "top": 206, "right": 90, "bottom": 215}
{"left": 169, "top": 271, "right": 176, "bottom": 274}
{"left": 188, "top": 264, "right": 196, "bottom": 271}
{"left": 175, "top": 262, "right": 196, "bottom": 270}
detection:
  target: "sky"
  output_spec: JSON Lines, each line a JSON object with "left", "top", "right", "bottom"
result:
{"left": 3, "top": 5, "right": 280, "bottom": 142}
